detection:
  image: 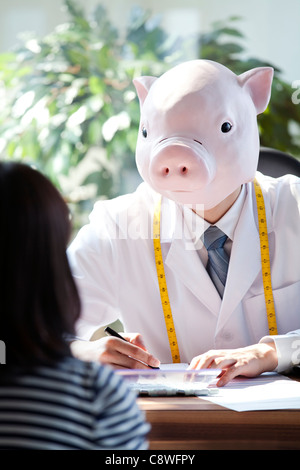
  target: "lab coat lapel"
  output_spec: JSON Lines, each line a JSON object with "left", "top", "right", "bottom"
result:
{"left": 161, "top": 202, "right": 221, "bottom": 316}
{"left": 217, "top": 181, "right": 270, "bottom": 331}
{"left": 158, "top": 178, "right": 273, "bottom": 323}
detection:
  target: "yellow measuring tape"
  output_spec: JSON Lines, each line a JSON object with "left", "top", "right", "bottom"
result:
{"left": 253, "top": 179, "right": 278, "bottom": 335}
{"left": 153, "top": 198, "right": 181, "bottom": 363}
{"left": 153, "top": 179, "right": 277, "bottom": 362}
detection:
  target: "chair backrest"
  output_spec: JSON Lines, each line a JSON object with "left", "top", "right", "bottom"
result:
{"left": 258, "top": 147, "right": 300, "bottom": 177}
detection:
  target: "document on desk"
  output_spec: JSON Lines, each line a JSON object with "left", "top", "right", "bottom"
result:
{"left": 204, "top": 372, "right": 300, "bottom": 411}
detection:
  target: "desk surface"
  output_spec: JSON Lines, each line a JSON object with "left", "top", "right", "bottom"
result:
{"left": 138, "top": 392, "right": 300, "bottom": 450}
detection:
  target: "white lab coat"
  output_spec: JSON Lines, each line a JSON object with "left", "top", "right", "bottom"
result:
{"left": 68, "top": 172, "right": 300, "bottom": 372}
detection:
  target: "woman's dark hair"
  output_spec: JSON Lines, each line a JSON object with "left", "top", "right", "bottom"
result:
{"left": 0, "top": 162, "right": 81, "bottom": 366}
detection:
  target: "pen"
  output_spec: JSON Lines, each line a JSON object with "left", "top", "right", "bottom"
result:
{"left": 104, "top": 326, "right": 160, "bottom": 369}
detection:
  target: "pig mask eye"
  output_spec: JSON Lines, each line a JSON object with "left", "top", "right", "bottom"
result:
{"left": 142, "top": 127, "right": 148, "bottom": 138}
{"left": 221, "top": 122, "right": 232, "bottom": 133}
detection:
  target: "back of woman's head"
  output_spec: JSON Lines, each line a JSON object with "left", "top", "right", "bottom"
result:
{"left": 0, "top": 162, "right": 81, "bottom": 366}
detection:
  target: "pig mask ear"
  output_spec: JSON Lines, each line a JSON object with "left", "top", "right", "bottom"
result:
{"left": 238, "top": 67, "right": 274, "bottom": 114}
{"left": 133, "top": 76, "right": 157, "bottom": 106}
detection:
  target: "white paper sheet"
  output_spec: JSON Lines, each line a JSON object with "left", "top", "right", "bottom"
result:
{"left": 204, "top": 372, "right": 300, "bottom": 411}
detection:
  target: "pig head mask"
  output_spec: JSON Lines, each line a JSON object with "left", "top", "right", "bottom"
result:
{"left": 133, "top": 60, "right": 273, "bottom": 209}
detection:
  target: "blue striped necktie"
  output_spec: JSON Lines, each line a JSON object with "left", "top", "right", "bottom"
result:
{"left": 202, "top": 226, "right": 229, "bottom": 298}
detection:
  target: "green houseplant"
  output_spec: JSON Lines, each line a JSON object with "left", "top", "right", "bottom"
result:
{"left": 0, "top": 1, "right": 184, "bottom": 228}
{"left": 0, "top": 1, "right": 299, "bottom": 230}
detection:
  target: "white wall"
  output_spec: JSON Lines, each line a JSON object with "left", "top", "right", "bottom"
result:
{"left": 85, "top": 0, "right": 300, "bottom": 82}
{"left": 0, "top": 0, "right": 299, "bottom": 83}
{"left": 0, "top": 0, "right": 67, "bottom": 51}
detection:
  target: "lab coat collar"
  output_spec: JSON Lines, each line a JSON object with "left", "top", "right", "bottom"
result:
{"left": 159, "top": 197, "right": 180, "bottom": 243}
{"left": 158, "top": 177, "right": 273, "bottom": 321}
{"left": 159, "top": 185, "right": 249, "bottom": 315}
{"left": 217, "top": 176, "right": 274, "bottom": 331}
{"left": 160, "top": 198, "right": 222, "bottom": 315}
{"left": 166, "top": 235, "right": 222, "bottom": 315}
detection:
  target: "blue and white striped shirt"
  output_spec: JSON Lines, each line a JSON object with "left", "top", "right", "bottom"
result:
{"left": 0, "top": 356, "right": 149, "bottom": 449}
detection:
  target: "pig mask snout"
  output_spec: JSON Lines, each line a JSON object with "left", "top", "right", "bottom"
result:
{"left": 149, "top": 137, "right": 216, "bottom": 192}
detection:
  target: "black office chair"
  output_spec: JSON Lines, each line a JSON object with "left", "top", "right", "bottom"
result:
{"left": 258, "top": 147, "right": 300, "bottom": 177}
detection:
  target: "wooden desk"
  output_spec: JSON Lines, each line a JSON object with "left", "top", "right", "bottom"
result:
{"left": 138, "top": 393, "right": 300, "bottom": 450}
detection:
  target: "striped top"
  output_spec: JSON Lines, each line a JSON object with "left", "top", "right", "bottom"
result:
{"left": 0, "top": 356, "right": 150, "bottom": 450}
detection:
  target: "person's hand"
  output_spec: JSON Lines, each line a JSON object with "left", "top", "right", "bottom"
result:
{"left": 188, "top": 342, "right": 278, "bottom": 386}
{"left": 70, "top": 333, "right": 160, "bottom": 369}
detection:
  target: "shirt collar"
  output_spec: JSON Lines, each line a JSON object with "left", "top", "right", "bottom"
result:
{"left": 181, "top": 184, "right": 247, "bottom": 245}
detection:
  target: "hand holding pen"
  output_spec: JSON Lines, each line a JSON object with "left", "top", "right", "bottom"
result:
{"left": 70, "top": 327, "right": 160, "bottom": 369}
{"left": 104, "top": 327, "right": 160, "bottom": 369}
